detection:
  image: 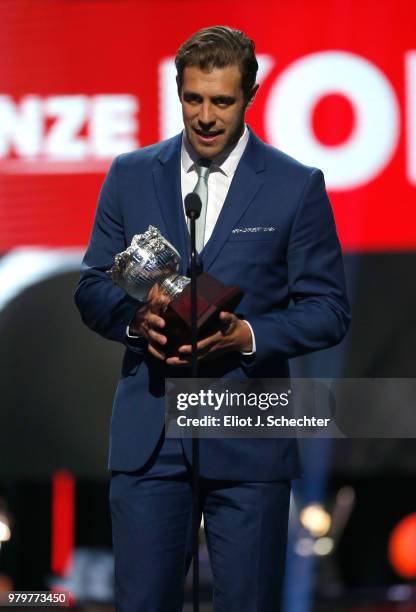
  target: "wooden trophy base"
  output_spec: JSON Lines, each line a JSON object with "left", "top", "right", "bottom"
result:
{"left": 163, "top": 272, "right": 243, "bottom": 355}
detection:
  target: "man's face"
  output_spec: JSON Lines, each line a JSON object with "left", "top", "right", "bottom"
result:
{"left": 178, "top": 64, "right": 254, "bottom": 159}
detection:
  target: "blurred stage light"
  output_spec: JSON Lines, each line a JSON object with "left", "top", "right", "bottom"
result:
{"left": 300, "top": 503, "right": 331, "bottom": 537}
{"left": 388, "top": 512, "right": 416, "bottom": 579}
{"left": 294, "top": 537, "right": 315, "bottom": 557}
{"left": 313, "top": 536, "right": 334, "bottom": 556}
{"left": 0, "top": 515, "right": 11, "bottom": 542}
{"left": 0, "top": 573, "right": 13, "bottom": 591}
{"left": 294, "top": 535, "right": 334, "bottom": 557}
{"left": 387, "top": 584, "right": 414, "bottom": 602}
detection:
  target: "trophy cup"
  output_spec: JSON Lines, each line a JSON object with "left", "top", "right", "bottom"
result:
{"left": 107, "top": 226, "right": 243, "bottom": 354}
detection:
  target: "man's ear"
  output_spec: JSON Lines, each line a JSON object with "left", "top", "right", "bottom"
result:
{"left": 246, "top": 83, "right": 259, "bottom": 109}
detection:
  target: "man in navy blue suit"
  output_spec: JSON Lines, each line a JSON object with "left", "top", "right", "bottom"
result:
{"left": 75, "top": 26, "right": 350, "bottom": 612}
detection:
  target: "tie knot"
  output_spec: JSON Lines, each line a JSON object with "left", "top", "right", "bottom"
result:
{"left": 196, "top": 159, "right": 211, "bottom": 180}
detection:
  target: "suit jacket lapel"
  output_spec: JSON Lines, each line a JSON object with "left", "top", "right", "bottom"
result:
{"left": 152, "top": 135, "right": 189, "bottom": 275}
{"left": 202, "top": 131, "right": 266, "bottom": 272}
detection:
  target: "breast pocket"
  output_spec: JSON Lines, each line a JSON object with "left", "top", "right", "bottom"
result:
{"left": 222, "top": 228, "right": 286, "bottom": 275}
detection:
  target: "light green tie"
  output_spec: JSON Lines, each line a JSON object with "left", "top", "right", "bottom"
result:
{"left": 192, "top": 161, "right": 211, "bottom": 253}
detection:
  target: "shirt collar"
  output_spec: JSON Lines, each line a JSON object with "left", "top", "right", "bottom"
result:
{"left": 181, "top": 125, "right": 249, "bottom": 177}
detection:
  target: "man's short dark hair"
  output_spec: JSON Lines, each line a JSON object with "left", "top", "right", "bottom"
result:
{"left": 175, "top": 26, "right": 258, "bottom": 102}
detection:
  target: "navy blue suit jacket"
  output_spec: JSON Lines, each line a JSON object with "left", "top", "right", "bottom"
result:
{"left": 75, "top": 129, "right": 350, "bottom": 481}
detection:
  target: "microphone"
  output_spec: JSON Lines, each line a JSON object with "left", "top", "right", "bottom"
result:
{"left": 185, "top": 193, "right": 202, "bottom": 220}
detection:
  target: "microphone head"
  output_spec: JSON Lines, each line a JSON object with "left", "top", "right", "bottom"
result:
{"left": 185, "top": 192, "right": 202, "bottom": 219}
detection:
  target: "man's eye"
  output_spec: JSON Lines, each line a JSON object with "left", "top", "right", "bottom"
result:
{"left": 214, "top": 99, "right": 234, "bottom": 107}
{"left": 185, "top": 95, "right": 200, "bottom": 104}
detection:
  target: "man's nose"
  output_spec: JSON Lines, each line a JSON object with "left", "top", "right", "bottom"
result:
{"left": 198, "top": 103, "right": 215, "bottom": 128}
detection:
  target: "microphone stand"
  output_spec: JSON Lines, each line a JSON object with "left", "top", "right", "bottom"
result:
{"left": 187, "top": 203, "right": 200, "bottom": 612}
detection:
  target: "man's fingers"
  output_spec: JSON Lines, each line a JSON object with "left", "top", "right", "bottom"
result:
{"left": 148, "top": 283, "right": 166, "bottom": 299}
{"left": 156, "top": 295, "right": 170, "bottom": 308}
{"left": 176, "top": 313, "right": 236, "bottom": 356}
{"left": 219, "top": 311, "right": 236, "bottom": 333}
{"left": 166, "top": 355, "right": 191, "bottom": 366}
{"left": 197, "top": 348, "right": 220, "bottom": 362}
{"left": 172, "top": 312, "right": 239, "bottom": 362}
{"left": 177, "top": 345, "right": 191, "bottom": 355}
{"left": 148, "top": 300, "right": 168, "bottom": 316}
{"left": 219, "top": 311, "right": 232, "bottom": 321}
{"left": 147, "top": 313, "right": 165, "bottom": 329}
{"left": 148, "top": 328, "right": 167, "bottom": 346}
{"left": 148, "top": 283, "right": 160, "bottom": 297}
{"left": 178, "top": 332, "right": 221, "bottom": 355}
{"left": 147, "top": 288, "right": 170, "bottom": 317}
{"left": 148, "top": 343, "right": 166, "bottom": 361}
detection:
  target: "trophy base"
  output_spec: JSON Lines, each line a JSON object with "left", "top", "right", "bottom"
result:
{"left": 163, "top": 272, "right": 244, "bottom": 356}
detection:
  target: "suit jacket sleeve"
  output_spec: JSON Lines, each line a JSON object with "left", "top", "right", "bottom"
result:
{"left": 74, "top": 156, "right": 144, "bottom": 350}
{"left": 244, "top": 168, "right": 351, "bottom": 367}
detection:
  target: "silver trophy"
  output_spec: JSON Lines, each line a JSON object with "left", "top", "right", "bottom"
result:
{"left": 107, "top": 225, "right": 190, "bottom": 301}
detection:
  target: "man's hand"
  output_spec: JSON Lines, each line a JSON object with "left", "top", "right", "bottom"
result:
{"left": 129, "top": 284, "right": 170, "bottom": 360}
{"left": 166, "top": 312, "right": 253, "bottom": 366}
